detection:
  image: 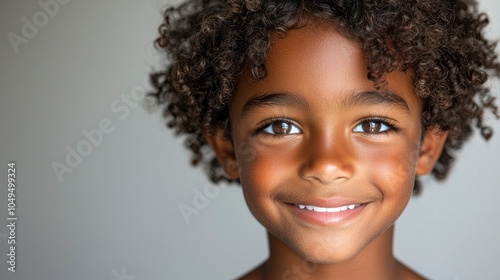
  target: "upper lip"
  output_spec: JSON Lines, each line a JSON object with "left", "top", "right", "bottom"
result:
{"left": 286, "top": 197, "right": 368, "bottom": 208}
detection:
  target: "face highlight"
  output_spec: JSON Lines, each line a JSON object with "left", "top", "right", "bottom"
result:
{"left": 223, "top": 20, "right": 427, "bottom": 263}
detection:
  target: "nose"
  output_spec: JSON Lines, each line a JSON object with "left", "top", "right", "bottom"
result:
{"left": 299, "top": 130, "right": 355, "bottom": 185}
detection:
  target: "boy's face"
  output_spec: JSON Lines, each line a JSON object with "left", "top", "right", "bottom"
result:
{"left": 209, "top": 20, "right": 446, "bottom": 263}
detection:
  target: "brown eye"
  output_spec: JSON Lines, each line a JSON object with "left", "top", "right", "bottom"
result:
{"left": 353, "top": 120, "right": 391, "bottom": 133}
{"left": 363, "top": 121, "right": 381, "bottom": 133}
{"left": 273, "top": 122, "right": 290, "bottom": 134}
{"left": 262, "top": 121, "right": 301, "bottom": 135}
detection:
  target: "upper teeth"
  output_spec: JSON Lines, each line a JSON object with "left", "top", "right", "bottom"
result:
{"left": 294, "top": 203, "right": 359, "bottom": 212}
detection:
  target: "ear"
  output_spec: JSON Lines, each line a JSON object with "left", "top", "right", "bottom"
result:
{"left": 416, "top": 128, "right": 449, "bottom": 175}
{"left": 204, "top": 128, "right": 239, "bottom": 179}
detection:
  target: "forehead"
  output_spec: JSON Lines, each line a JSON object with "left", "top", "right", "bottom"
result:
{"left": 266, "top": 20, "right": 366, "bottom": 93}
{"left": 232, "top": 19, "right": 420, "bottom": 116}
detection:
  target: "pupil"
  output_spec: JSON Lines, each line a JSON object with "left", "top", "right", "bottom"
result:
{"left": 363, "top": 121, "right": 380, "bottom": 133}
{"left": 273, "top": 122, "right": 290, "bottom": 134}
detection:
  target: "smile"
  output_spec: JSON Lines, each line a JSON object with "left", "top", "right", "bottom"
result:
{"left": 289, "top": 202, "right": 367, "bottom": 225}
{"left": 293, "top": 203, "right": 362, "bottom": 212}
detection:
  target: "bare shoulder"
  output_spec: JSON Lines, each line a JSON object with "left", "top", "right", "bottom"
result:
{"left": 237, "top": 259, "right": 426, "bottom": 280}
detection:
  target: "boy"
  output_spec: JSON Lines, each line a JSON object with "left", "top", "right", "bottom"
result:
{"left": 149, "top": 0, "right": 500, "bottom": 279}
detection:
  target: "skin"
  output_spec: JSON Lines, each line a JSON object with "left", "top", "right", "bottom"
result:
{"left": 207, "top": 18, "right": 447, "bottom": 280}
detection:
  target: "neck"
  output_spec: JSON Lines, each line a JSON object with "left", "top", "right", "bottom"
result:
{"left": 260, "top": 226, "right": 400, "bottom": 280}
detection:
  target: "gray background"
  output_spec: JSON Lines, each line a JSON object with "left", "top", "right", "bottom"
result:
{"left": 1, "top": 0, "right": 499, "bottom": 279}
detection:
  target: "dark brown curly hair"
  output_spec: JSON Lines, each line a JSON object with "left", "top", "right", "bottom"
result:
{"left": 149, "top": 0, "right": 500, "bottom": 194}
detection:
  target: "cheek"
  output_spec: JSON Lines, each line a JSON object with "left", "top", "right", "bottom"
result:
{"left": 234, "top": 139, "right": 299, "bottom": 226}
{"left": 235, "top": 141, "right": 286, "bottom": 215}
{"left": 237, "top": 142, "right": 280, "bottom": 189}
{"left": 359, "top": 137, "right": 420, "bottom": 202}
{"left": 235, "top": 138, "right": 298, "bottom": 187}
{"left": 351, "top": 138, "right": 421, "bottom": 237}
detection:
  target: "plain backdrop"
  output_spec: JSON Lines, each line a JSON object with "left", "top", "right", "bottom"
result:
{"left": 1, "top": 1, "right": 499, "bottom": 279}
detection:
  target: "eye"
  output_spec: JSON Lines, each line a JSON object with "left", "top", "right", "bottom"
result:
{"left": 353, "top": 119, "right": 394, "bottom": 134}
{"left": 261, "top": 120, "right": 301, "bottom": 135}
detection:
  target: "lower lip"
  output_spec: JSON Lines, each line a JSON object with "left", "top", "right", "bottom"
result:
{"left": 288, "top": 203, "right": 367, "bottom": 225}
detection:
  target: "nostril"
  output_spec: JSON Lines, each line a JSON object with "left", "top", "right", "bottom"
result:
{"left": 298, "top": 161, "right": 354, "bottom": 185}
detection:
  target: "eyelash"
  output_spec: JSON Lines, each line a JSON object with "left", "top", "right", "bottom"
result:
{"left": 254, "top": 116, "right": 399, "bottom": 137}
{"left": 354, "top": 117, "right": 399, "bottom": 135}
{"left": 254, "top": 117, "right": 300, "bottom": 138}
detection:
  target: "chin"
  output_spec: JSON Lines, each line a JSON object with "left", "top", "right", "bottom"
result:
{"left": 298, "top": 246, "right": 362, "bottom": 265}
{"left": 280, "top": 234, "right": 369, "bottom": 265}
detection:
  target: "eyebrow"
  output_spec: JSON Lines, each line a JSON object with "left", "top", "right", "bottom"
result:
{"left": 344, "top": 90, "right": 410, "bottom": 112}
{"left": 241, "top": 92, "right": 308, "bottom": 118}
{"left": 240, "top": 90, "right": 410, "bottom": 118}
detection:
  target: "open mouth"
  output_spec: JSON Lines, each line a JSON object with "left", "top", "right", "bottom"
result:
{"left": 292, "top": 203, "right": 362, "bottom": 213}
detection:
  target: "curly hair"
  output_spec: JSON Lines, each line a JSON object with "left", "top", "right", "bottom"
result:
{"left": 149, "top": 0, "right": 500, "bottom": 194}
